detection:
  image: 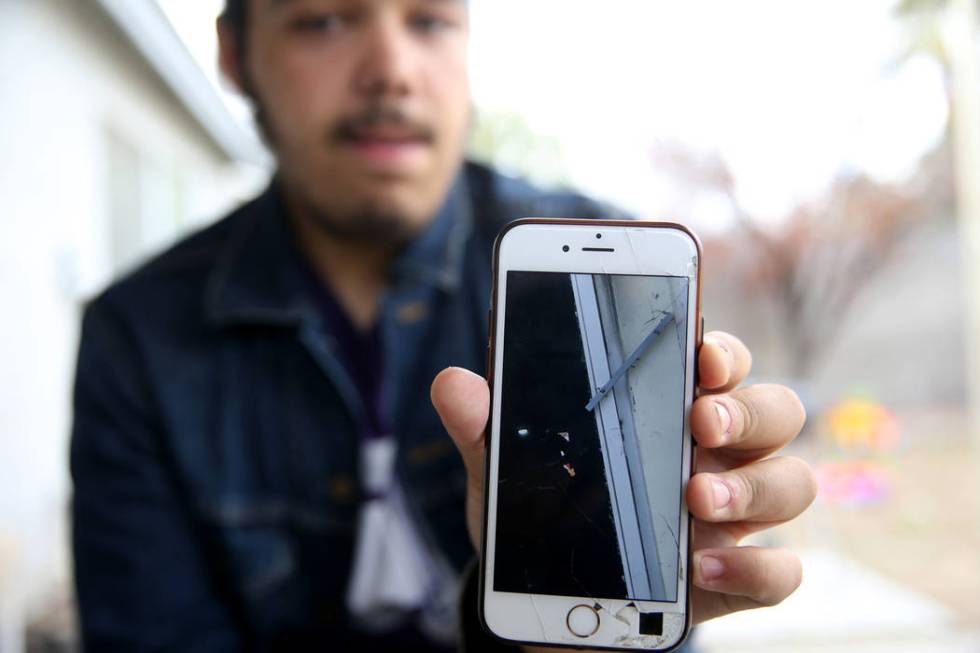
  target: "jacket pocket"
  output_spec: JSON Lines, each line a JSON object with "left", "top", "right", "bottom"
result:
{"left": 202, "top": 496, "right": 355, "bottom": 589}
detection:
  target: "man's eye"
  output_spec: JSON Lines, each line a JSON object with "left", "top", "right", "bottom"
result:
{"left": 410, "top": 14, "right": 452, "bottom": 34}
{"left": 289, "top": 14, "right": 342, "bottom": 34}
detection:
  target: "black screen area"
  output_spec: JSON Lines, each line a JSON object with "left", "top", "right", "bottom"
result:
{"left": 494, "top": 271, "right": 689, "bottom": 602}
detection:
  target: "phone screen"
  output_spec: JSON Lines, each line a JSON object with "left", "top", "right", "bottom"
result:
{"left": 494, "top": 270, "right": 690, "bottom": 603}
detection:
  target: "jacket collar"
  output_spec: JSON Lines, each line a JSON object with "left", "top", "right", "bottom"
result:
{"left": 389, "top": 171, "right": 471, "bottom": 292}
{"left": 205, "top": 172, "right": 472, "bottom": 328}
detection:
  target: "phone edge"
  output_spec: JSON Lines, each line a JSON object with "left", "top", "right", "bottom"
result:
{"left": 478, "top": 217, "right": 703, "bottom": 652}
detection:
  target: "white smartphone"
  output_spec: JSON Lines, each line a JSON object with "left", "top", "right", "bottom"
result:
{"left": 481, "top": 218, "right": 702, "bottom": 651}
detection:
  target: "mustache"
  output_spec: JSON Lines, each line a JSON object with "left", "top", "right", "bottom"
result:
{"left": 331, "top": 104, "right": 436, "bottom": 143}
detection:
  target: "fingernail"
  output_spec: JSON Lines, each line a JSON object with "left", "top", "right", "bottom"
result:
{"left": 714, "top": 400, "right": 732, "bottom": 438}
{"left": 700, "top": 555, "right": 724, "bottom": 581}
{"left": 704, "top": 334, "right": 731, "bottom": 357}
{"left": 711, "top": 477, "right": 732, "bottom": 510}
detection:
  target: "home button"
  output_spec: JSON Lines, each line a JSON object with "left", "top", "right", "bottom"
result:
{"left": 566, "top": 604, "right": 600, "bottom": 638}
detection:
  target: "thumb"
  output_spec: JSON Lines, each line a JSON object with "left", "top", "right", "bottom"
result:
{"left": 431, "top": 366, "right": 490, "bottom": 484}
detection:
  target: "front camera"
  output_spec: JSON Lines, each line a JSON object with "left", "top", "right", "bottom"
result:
{"left": 596, "top": 233, "right": 602, "bottom": 239}
{"left": 562, "top": 245, "right": 570, "bottom": 252}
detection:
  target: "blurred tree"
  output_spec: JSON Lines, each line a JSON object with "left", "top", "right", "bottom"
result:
{"left": 651, "top": 144, "right": 924, "bottom": 379}
{"left": 646, "top": 0, "right": 973, "bottom": 381}
{"left": 896, "top": 0, "right": 980, "bottom": 446}
{"left": 742, "top": 176, "right": 921, "bottom": 377}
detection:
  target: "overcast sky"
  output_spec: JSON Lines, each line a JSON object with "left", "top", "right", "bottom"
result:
{"left": 156, "top": 0, "right": 948, "bottom": 233}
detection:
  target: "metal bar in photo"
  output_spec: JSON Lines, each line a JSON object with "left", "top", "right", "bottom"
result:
{"left": 585, "top": 310, "right": 674, "bottom": 413}
{"left": 592, "top": 276, "right": 668, "bottom": 602}
{"left": 570, "top": 273, "right": 663, "bottom": 600}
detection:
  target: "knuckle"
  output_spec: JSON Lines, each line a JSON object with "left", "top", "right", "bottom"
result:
{"left": 783, "top": 386, "right": 807, "bottom": 429}
{"left": 769, "top": 384, "right": 807, "bottom": 431}
{"left": 759, "top": 549, "right": 803, "bottom": 606}
{"left": 732, "top": 394, "right": 761, "bottom": 440}
{"left": 728, "top": 471, "right": 759, "bottom": 519}
{"left": 780, "top": 553, "right": 805, "bottom": 603}
{"left": 791, "top": 560, "right": 804, "bottom": 594}
{"left": 739, "top": 547, "right": 778, "bottom": 606}
{"left": 706, "top": 330, "right": 730, "bottom": 348}
{"left": 743, "top": 471, "right": 769, "bottom": 519}
{"left": 783, "top": 455, "right": 819, "bottom": 505}
{"left": 756, "top": 572, "right": 785, "bottom": 607}
{"left": 705, "top": 331, "right": 752, "bottom": 383}
{"left": 742, "top": 383, "right": 807, "bottom": 444}
{"left": 731, "top": 333, "right": 752, "bottom": 370}
{"left": 759, "top": 590, "right": 785, "bottom": 607}
{"left": 720, "top": 590, "right": 747, "bottom": 616}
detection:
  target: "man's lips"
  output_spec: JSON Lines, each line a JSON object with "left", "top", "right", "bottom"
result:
{"left": 338, "top": 128, "right": 432, "bottom": 167}
{"left": 347, "top": 124, "right": 430, "bottom": 142}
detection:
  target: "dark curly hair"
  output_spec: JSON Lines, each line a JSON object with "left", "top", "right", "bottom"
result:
{"left": 220, "top": 0, "right": 247, "bottom": 45}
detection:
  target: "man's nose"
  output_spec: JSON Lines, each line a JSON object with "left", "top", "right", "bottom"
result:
{"left": 351, "top": 19, "right": 416, "bottom": 98}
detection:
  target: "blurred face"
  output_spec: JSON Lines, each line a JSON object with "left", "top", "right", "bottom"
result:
{"left": 229, "top": 0, "right": 471, "bottom": 244}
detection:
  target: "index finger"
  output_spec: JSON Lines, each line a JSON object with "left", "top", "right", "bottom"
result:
{"left": 691, "top": 383, "right": 806, "bottom": 460}
{"left": 699, "top": 331, "right": 752, "bottom": 393}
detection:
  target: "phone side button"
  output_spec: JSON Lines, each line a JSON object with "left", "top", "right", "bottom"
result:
{"left": 566, "top": 604, "right": 600, "bottom": 638}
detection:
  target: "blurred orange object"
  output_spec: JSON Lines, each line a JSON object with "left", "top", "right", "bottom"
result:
{"left": 827, "top": 399, "right": 901, "bottom": 451}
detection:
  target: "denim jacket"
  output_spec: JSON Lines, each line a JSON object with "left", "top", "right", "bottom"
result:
{"left": 70, "top": 162, "right": 631, "bottom": 651}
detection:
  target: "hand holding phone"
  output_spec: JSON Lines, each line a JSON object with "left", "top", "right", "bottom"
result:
{"left": 431, "top": 220, "right": 814, "bottom": 651}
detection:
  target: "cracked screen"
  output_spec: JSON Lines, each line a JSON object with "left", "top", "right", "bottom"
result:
{"left": 495, "top": 271, "right": 689, "bottom": 603}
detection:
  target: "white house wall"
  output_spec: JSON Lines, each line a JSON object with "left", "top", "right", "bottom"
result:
{"left": 0, "top": 0, "right": 268, "bottom": 635}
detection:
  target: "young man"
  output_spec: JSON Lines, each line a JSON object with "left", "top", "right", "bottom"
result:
{"left": 70, "top": 0, "right": 815, "bottom": 650}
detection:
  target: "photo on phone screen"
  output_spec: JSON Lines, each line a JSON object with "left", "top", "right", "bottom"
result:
{"left": 494, "top": 270, "right": 690, "bottom": 603}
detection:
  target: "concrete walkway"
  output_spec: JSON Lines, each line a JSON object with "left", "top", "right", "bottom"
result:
{"left": 694, "top": 549, "right": 980, "bottom": 653}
